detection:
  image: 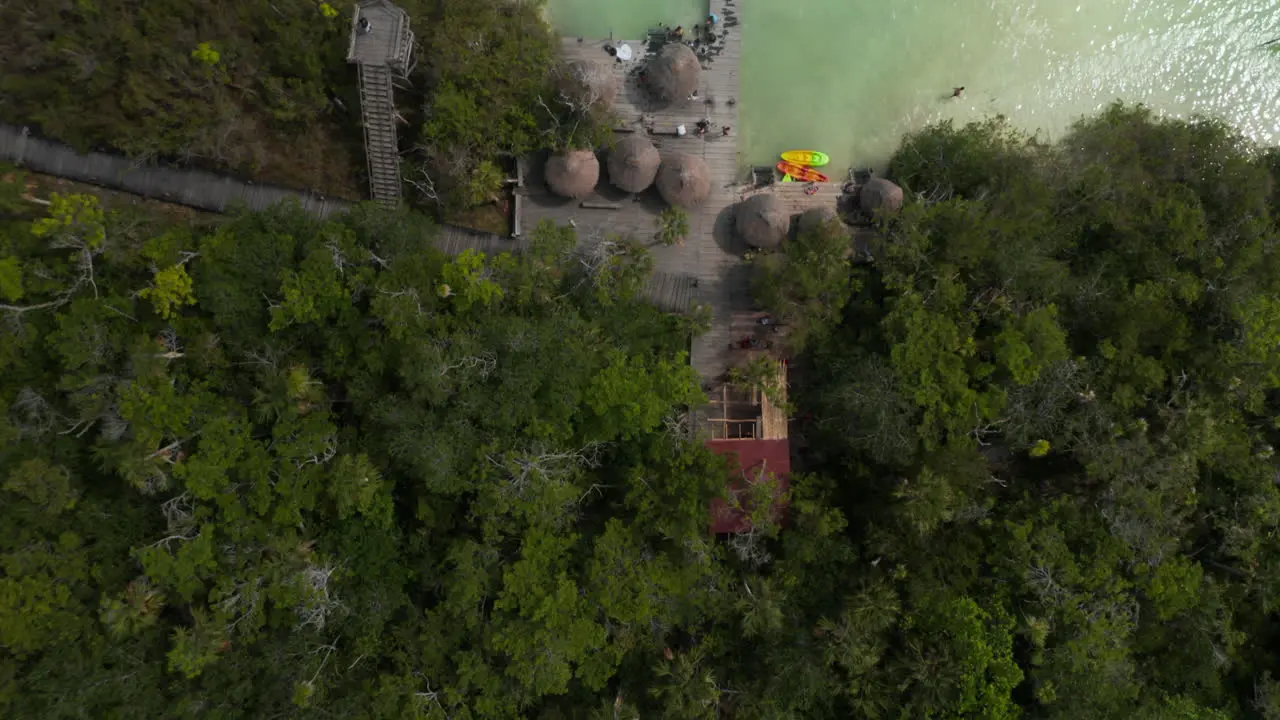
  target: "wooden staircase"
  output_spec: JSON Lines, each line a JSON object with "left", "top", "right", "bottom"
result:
{"left": 358, "top": 64, "right": 402, "bottom": 208}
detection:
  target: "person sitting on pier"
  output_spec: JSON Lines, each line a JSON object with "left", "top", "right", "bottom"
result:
{"left": 721, "top": 125, "right": 732, "bottom": 136}
{"left": 358, "top": 17, "right": 372, "bottom": 34}
{"left": 707, "top": 13, "right": 720, "bottom": 26}
{"left": 671, "top": 25, "right": 685, "bottom": 40}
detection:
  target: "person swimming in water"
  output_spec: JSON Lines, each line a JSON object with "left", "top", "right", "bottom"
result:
{"left": 952, "top": 86, "right": 965, "bottom": 98}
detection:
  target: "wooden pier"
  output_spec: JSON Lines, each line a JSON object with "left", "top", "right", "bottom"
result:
{"left": 518, "top": 0, "right": 849, "bottom": 388}
{"left": 519, "top": 0, "right": 754, "bottom": 383}
{"left": 739, "top": 181, "right": 845, "bottom": 215}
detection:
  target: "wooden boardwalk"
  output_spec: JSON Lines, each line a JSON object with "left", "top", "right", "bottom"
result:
{"left": 0, "top": 119, "right": 696, "bottom": 313}
{"left": 0, "top": 123, "right": 350, "bottom": 219}
{"left": 519, "top": 0, "right": 851, "bottom": 388}
{"left": 740, "top": 181, "right": 845, "bottom": 216}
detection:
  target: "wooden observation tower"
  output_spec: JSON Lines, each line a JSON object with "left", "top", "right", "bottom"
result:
{"left": 346, "top": 0, "right": 416, "bottom": 208}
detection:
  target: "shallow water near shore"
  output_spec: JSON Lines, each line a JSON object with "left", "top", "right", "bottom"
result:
{"left": 548, "top": 0, "right": 1280, "bottom": 176}
{"left": 544, "top": 0, "right": 701, "bottom": 40}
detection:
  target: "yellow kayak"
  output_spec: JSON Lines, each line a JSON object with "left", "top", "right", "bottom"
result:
{"left": 780, "top": 150, "right": 830, "bottom": 168}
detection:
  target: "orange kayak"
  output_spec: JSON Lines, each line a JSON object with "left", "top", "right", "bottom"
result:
{"left": 777, "top": 161, "right": 829, "bottom": 183}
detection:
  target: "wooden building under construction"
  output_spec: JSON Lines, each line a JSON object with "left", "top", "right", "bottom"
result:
{"left": 704, "top": 357, "right": 792, "bottom": 535}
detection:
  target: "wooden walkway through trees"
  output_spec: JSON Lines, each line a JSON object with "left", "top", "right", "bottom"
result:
{"left": 0, "top": 124, "right": 351, "bottom": 219}
{"left": 0, "top": 122, "right": 699, "bottom": 313}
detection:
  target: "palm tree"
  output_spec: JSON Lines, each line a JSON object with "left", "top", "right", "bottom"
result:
{"left": 656, "top": 206, "right": 690, "bottom": 246}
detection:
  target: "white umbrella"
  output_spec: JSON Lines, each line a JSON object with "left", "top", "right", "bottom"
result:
{"left": 616, "top": 43, "right": 633, "bottom": 61}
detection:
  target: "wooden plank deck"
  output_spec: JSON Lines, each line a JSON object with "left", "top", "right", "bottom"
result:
{"left": 739, "top": 181, "right": 845, "bottom": 216}
{"left": 520, "top": 0, "right": 748, "bottom": 384}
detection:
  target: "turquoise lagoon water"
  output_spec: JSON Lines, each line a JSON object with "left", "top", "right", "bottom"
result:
{"left": 543, "top": 0, "right": 702, "bottom": 39}
{"left": 547, "top": 0, "right": 1280, "bottom": 175}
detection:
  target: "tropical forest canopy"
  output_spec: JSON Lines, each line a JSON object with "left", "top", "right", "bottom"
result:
{"left": 7, "top": 103, "right": 1280, "bottom": 719}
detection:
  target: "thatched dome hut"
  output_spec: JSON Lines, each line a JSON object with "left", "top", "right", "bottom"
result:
{"left": 545, "top": 150, "right": 600, "bottom": 199}
{"left": 798, "top": 206, "right": 840, "bottom": 234}
{"left": 735, "top": 194, "right": 790, "bottom": 250}
{"left": 647, "top": 43, "right": 700, "bottom": 102}
{"left": 860, "top": 177, "right": 904, "bottom": 215}
{"left": 656, "top": 153, "right": 711, "bottom": 208}
{"left": 607, "top": 137, "right": 661, "bottom": 193}
{"left": 556, "top": 59, "right": 619, "bottom": 110}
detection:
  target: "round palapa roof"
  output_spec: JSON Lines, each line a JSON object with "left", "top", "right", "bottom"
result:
{"left": 545, "top": 150, "right": 600, "bottom": 199}
{"left": 735, "top": 194, "right": 790, "bottom": 250}
{"left": 556, "top": 59, "right": 619, "bottom": 110}
{"left": 647, "top": 43, "right": 700, "bottom": 102}
{"left": 608, "top": 137, "right": 661, "bottom": 193}
{"left": 860, "top": 177, "right": 904, "bottom": 215}
{"left": 656, "top": 153, "right": 711, "bottom": 208}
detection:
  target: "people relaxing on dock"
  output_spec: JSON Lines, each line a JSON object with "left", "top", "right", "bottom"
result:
{"left": 671, "top": 26, "right": 684, "bottom": 40}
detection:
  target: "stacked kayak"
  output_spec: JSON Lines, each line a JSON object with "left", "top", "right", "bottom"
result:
{"left": 777, "top": 161, "right": 829, "bottom": 183}
{"left": 778, "top": 150, "right": 831, "bottom": 182}
{"left": 781, "top": 150, "right": 830, "bottom": 167}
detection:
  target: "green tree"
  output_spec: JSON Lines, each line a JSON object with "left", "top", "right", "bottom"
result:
{"left": 656, "top": 206, "right": 690, "bottom": 246}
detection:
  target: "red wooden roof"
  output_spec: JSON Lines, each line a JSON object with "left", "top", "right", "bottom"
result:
{"left": 707, "top": 439, "right": 791, "bottom": 534}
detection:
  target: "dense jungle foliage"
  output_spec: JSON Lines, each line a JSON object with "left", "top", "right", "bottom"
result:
{"left": 7, "top": 103, "right": 1280, "bottom": 719}
{"left": 781, "top": 104, "right": 1280, "bottom": 719}
{"left": 0, "top": 0, "right": 599, "bottom": 214}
